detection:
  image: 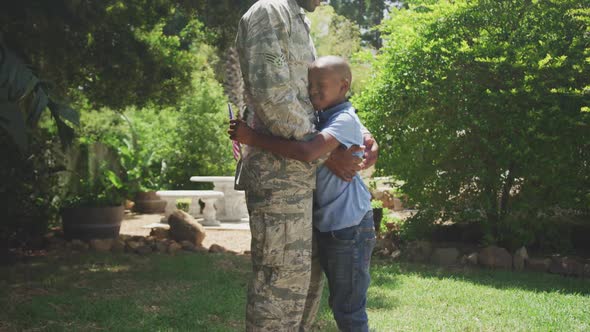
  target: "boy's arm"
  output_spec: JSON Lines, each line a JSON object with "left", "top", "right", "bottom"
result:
{"left": 229, "top": 120, "right": 340, "bottom": 162}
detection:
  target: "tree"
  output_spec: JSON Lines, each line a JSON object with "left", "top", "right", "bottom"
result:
{"left": 355, "top": 0, "right": 590, "bottom": 248}
{"left": 308, "top": 5, "right": 374, "bottom": 95}
{"left": 0, "top": 1, "right": 206, "bottom": 110}
{"left": 329, "top": 0, "right": 387, "bottom": 48}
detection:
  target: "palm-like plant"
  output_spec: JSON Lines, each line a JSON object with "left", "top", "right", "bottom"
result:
{"left": 0, "top": 35, "right": 79, "bottom": 151}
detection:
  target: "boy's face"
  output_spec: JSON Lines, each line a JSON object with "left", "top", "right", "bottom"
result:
{"left": 308, "top": 67, "right": 347, "bottom": 111}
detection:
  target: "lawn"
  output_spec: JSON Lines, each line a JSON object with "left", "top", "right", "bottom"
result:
{"left": 1, "top": 251, "right": 589, "bottom": 331}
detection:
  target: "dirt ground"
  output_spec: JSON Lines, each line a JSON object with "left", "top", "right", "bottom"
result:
{"left": 120, "top": 212, "right": 252, "bottom": 253}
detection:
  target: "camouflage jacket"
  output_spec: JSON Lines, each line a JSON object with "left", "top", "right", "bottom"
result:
{"left": 236, "top": 0, "right": 317, "bottom": 190}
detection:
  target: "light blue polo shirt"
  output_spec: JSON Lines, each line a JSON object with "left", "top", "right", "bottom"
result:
{"left": 313, "top": 101, "right": 372, "bottom": 232}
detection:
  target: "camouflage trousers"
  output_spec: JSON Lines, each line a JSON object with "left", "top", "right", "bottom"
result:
{"left": 299, "top": 230, "right": 325, "bottom": 332}
{"left": 245, "top": 187, "right": 315, "bottom": 332}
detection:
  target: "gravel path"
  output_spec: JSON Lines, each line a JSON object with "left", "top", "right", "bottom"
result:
{"left": 120, "top": 212, "right": 251, "bottom": 253}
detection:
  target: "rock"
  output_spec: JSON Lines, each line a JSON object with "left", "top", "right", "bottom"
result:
{"left": 376, "top": 248, "right": 390, "bottom": 257}
{"left": 390, "top": 250, "right": 401, "bottom": 259}
{"left": 180, "top": 240, "right": 196, "bottom": 251}
{"left": 167, "top": 241, "right": 182, "bottom": 254}
{"left": 370, "top": 187, "right": 387, "bottom": 200}
{"left": 381, "top": 191, "right": 396, "bottom": 210}
{"left": 375, "top": 238, "right": 396, "bottom": 253}
{"left": 135, "top": 245, "right": 152, "bottom": 255}
{"left": 526, "top": 258, "right": 551, "bottom": 272}
{"left": 513, "top": 247, "right": 529, "bottom": 271}
{"left": 209, "top": 244, "right": 227, "bottom": 253}
{"left": 568, "top": 259, "right": 584, "bottom": 277}
{"left": 71, "top": 239, "right": 89, "bottom": 251}
{"left": 168, "top": 210, "right": 206, "bottom": 246}
{"left": 150, "top": 228, "right": 169, "bottom": 240}
{"left": 466, "top": 252, "right": 478, "bottom": 265}
{"left": 155, "top": 241, "right": 169, "bottom": 253}
{"left": 47, "top": 236, "right": 67, "bottom": 250}
{"left": 549, "top": 255, "right": 568, "bottom": 275}
{"left": 478, "top": 246, "right": 512, "bottom": 269}
{"left": 431, "top": 248, "right": 460, "bottom": 266}
{"left": 126, "top": 240, "right": 141, "bottom": 252}
{"left": 550, "top": 256, "right": 584, "bottom": 277}
{"left": 111, "top": 239, "right": 126, "bottom": 253}
{"left": 89, "top": 239, "right": 114, "bottom": 252}
{"left": 392, "top": 197, "right": 404, "bottom": 211}
{"left": 404, "top": 240, "right": 432, "bottom": 263}
{"left": 194, "top": 246, "right": 209, "bottom": 253}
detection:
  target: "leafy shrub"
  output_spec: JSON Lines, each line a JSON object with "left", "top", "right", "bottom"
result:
{"left": 356, "top": 0, "right": 590, "bottom": 248}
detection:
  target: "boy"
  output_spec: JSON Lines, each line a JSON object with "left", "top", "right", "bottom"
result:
{"left": 229, "top": 56, "right": 376, "bottom": 332}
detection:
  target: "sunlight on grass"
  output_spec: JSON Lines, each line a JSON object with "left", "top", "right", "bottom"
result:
{"left": 367, "top": 261, "right": 590, "bottom": 331}
{"left": 87, "top": 264, "right": 131, "bottom": 273}
{"left": 1, "top": 254, "right": 589, "bottom": 331}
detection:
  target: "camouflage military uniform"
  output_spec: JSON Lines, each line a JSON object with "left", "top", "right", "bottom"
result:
{"left": 235, "top": 0, "right": 322, "bottom": 330}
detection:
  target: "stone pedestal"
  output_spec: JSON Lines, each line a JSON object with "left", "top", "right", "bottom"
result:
{"left": 156, "top": 190, "right": 224, "bottom": 226}
{"left": 190, "top": 176, "right": 249, "bottom": 223}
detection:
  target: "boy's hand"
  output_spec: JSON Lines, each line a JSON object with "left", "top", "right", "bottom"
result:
{"left": 360, "top": 134, "right": 378, "bottom": 169}
{"left": 325, "top": 145, "right": 363, "bottom": 182}
{"left": 228, "top": 119, "right": 255, "bottom": 145}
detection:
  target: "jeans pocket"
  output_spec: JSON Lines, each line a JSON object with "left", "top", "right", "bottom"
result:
{"left": 330, "top": 225, "right": 358, "bottom": 243}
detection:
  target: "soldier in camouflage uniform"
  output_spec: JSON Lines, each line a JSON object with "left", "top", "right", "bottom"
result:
{"left": 235, "top": 0, "right": 378, "bottom": 330}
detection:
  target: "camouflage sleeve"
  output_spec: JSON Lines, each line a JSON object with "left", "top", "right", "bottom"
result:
{"left": 236, "top": 8, "right": 315, "bottom": 140}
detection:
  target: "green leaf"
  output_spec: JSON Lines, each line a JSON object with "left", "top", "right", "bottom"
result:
{"left": 53, "top": 115, "right": 75, "bottom": 148}
{"left": 0, "top": 101, "right": 27, "bottom": 151}
{"left": 48, "top": 100, "right": 80, "bottom": 126}
{"left": 27, "top": 86, "right": 49, "bottom": 126}
{"left": 105, "top": 169, "right": 123, "bottom": 189}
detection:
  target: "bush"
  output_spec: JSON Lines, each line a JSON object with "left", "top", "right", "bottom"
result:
{"left": 356, "top": 0, "right": 590, "bottom": 248}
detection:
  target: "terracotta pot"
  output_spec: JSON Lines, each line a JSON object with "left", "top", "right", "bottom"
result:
{"left": 133, "top": 191, "right": 166, "bottom": 213}
{"left": 61, "top": 205, "right": 124, "bottom": 240}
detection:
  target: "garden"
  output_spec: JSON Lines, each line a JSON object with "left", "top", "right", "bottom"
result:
{"left": 1, "top": 0, "right": 589, "bottom": 330}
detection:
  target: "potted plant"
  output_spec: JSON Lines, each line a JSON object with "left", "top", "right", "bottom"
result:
{"left": 371, "top": 199, "right": 384, "bottom": 234}
{"left": 117, "top": 115, "right": 167, "bottom": 213}
{"left": 60, "top": 142, "right": 127, "bottom": 240}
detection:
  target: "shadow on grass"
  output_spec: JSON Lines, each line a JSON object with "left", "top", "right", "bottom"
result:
{"left": 0, "top": 251, "right": 251, "bottom": 331}
{"left": 371, "top": 258, "right": 590, "bottom": 296}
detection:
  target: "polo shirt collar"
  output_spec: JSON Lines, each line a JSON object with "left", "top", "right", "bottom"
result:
{"left": 318, "top": 101, "right": 351, "bottom": 123}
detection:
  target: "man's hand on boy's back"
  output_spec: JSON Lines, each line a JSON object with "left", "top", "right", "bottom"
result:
{"left": 325, "top": 145, "right": 364, "bottom": 182}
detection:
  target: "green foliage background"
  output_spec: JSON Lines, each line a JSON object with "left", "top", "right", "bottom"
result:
{"left": 356, "top": 0, "right": 590, "bottom": 249}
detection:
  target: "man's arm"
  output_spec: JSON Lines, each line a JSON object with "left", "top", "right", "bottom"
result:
{"left": 229, "top": 120, "right": 340, "bottom": 163}
{"left": 236, "top": 8, "right": 315, "bottom": 140}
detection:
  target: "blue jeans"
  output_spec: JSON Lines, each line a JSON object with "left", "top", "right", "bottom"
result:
{"left": 317, "top": 210, "right": 376, "bottom": 332}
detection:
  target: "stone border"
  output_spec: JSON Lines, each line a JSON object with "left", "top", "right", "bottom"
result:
{"left": 43, "top": 230, "right": 247, "bottom": 256}
{"left": 374, "top": 238, "right": 590, "bottom": 279}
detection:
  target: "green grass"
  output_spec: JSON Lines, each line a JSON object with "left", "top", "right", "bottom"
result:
{"left": 1, "top": 252, "right": 589, "bottom": 331}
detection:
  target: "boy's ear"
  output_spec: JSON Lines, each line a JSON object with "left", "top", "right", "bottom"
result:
{"left": 341, "top": 79, "right": 350, "bottom": 94}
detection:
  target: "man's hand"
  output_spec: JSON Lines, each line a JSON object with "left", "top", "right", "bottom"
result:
{"left": 325, "top": 145, "right": 364, "bottom": 182}
{"left": 360, "top": 134, "right": 378, "bottom": 170}
{"left": 228, "top": 119, "right": 256, "bottom": 145}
